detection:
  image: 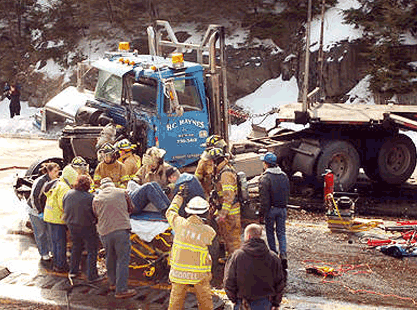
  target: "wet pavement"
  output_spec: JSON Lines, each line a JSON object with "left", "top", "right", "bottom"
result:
{"left": 0, "top": 138, "right": 409, "bottom": 309}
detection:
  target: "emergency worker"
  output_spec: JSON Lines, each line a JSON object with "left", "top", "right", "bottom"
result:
{"left": 208, "top": 147, "right": 241, "bottom": 258}
{"left": 93, "top": 143, "right": 129, "bottom": 188}
{"left": 115, "top": 139, "right": 141, "bottom": 180}
{"left": 166, "top": 192, "right": 216, "bottom": 310}
{"left": 166, "top": 167, "right": 205, "bottom": 216}
{"left": 195, "top": 135, "right": 227, "bottom": 197}
{"left": 134, "top": 147, "right": 173, "bottom": 189}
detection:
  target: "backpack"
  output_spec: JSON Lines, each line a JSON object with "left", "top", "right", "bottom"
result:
{"left": 214, "top": 167, "right": 249, "bottom": 206}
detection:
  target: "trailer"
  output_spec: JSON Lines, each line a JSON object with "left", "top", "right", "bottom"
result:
{"left": 245, "top": 101, "right": 417, "bottom": 191}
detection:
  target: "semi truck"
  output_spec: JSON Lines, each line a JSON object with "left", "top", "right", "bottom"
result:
{"left": 14, "top": 20, "right": 417, "bottom": 199}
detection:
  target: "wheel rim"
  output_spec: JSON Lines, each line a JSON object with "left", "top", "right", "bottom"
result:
{"left": 329, "top": 153, "right": 351, "bottom": 182}
{"left": 384, "top": 144, "right": 411, "bottom": 176}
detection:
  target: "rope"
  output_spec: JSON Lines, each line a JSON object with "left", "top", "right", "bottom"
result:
{"left": 303, "top": 260, "right": 417, "bottom": 307}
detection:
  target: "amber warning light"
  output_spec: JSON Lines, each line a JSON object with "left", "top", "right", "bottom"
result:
{"left": 172, "top": 53, "right": 184, "bottom": 69}
{"left": 118, "top": 42, "right": 130, "bottom": 52}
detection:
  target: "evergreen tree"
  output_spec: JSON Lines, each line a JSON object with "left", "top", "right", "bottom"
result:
{"left": 344, "top": 0, "right": 417, "bottom": 96}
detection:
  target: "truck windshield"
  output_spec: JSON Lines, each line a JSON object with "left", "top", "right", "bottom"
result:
{"left": 131, "top": 81, "right": 157, "bottom": 111}
{"left": 95, "top": 71, "right": 122, "bottom": 103}
{"left": 163, "top": 76, "right": 203, "bottom": 113}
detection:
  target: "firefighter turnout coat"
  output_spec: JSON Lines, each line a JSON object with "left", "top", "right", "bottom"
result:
{"left": 194, "top": 151, "right": 214, "bottom": 198}
{"left": 118, "top": 152, "right": 141, "bottom": 180}
{"left": 93, "top": 161, "right": 129, "bottom": 189}
{"left": 213, "top": 159, "right": 242, "bottom": 255}
{"left": 166, "top": 194, "right": 216, "bottom": 285}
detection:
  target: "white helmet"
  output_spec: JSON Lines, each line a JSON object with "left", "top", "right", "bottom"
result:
{"left": 185, "top": 196, "right": 210, "bottom": 215}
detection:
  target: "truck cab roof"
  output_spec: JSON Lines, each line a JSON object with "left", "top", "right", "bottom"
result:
{"left": 93, "top": 53, "right": 203, "bottom": 80}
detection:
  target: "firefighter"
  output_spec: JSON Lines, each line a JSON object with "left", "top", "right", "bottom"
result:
{"left": 195, "top": 134, "right": 227, "bottom": 198}
{"left": 93, "top": 143, "right": 129, "bottom": 188}
{"left": 134, "top": 146, "right": 173, "bottom": 189}
{"left": 207, "top": 147, "right": 241, "bottom": 258}
{"left": 114, "top": 139, "right": 141, "bottom": 180}
{"left": 166, "top": 190, "right": 216, "bottom": 310}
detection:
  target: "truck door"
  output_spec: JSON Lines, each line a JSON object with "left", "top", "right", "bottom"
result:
{"left": 158, "top": 74, "right": 209, "bottom": 167}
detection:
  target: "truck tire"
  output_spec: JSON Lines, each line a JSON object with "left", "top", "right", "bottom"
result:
{"left": 375, "top": 134, "right": 416, "bottom": 184}
{"left": 25, "top": 157, "right": 64, "bottom": 177}
{"left": 316, "top": 140, "right": 360, "bottom": 191}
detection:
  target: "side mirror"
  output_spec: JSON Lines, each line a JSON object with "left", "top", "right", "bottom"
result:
{"left": 164, "top": 78, "right": 183, "bottom": 117}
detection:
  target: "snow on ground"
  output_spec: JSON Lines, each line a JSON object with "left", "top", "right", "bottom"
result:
{"left": 0, "top": 98, "right": 61, "bottom": 139}
{"left": 345, "top": 75, "right": 375, "bottom": 105}
{"left": 309, "top": 0, "right": 363, "bottom": 52}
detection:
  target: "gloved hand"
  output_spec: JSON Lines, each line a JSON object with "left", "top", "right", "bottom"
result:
{"left": 177, "top": 183, "right": 189, "bottom": 200}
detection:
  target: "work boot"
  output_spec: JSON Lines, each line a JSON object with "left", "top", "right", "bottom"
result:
{"left": 114, "top": 288, "right": 136, "bottom": 299}
{"left": 281, "top": 258, "right": 288, "bottom": 270}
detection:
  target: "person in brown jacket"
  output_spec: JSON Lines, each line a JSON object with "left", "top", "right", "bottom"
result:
{"left": 207, "top": 147, "right": 241, "bottom": 259}
{"left": 195, "top": 134, "right": 227, "bottom": 198}
{"left": 133, "top": 146, "right": 173, "bottom": 189}
{"left": 93, "top": 143, "right": 129, "bottom": 189}
{"left": 92, "top": 177, "right": 136, "bottom": 299}
{"left": 224, "top": 223, "right": 285, "bottom": 310}
{"left": 115, "top": 139, "right": 141, "bottom": 180}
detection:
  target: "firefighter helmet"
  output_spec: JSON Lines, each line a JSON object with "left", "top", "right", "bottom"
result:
{"left": 71, "top": 156, "right": 88, "bottom": 167}
{"left": 207, "top": 147, "right": 225, "bottom": 161}
{"left": 185, "top": 196, "right": 210, "bottom": 215}
{"left": 115, "top": 139, "right": 134, "bottom": 151}
{"left": 99, "top": 142, "right": 116, "bottom": 155}
{"left": 206, "top": 135, "right": 226, "bottom": 149}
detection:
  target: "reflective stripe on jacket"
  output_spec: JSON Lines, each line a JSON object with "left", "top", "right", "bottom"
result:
{"left": 119, "top": 153, "right": 141, "bottom": 180}
{"left": 214, "top": 160, "right": 240, "bottom": 217}
{"left": 93, "top": 161, "right": 129, "bottom": 188}
{"left": 166, "top": 194, "right": 216, "bottom": 285}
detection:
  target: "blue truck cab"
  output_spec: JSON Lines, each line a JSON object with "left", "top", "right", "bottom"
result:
{"left": 87, "top": 52, "right": 210, "bottom": 168}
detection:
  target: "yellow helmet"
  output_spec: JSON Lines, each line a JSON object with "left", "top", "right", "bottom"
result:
{"left": 207, "top": 147, "right": 225, "bottom": 161}
{"left": 71, "top": 156, "right": 87, "bottom": 167}
{"left": 115, "top": 139, "right": 134, "bottom": 151}
{"left": 98, "top": 142, "right": 116, "bottom": 155}
{"left": 206, "top": 135, "right": 226, "bottom": 149}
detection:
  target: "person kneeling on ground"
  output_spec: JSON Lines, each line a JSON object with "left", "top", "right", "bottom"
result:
{"left": 92, "top": 177, "right": 136, "bottom": 299}
{"left": 224, "top": 223, "right": 285, "bottom": 310}
{"left": 63, "top": 175, "right": 103, "bottom": 284}
{"left": 166, "top": 189, "right": 216, "bottom": 310}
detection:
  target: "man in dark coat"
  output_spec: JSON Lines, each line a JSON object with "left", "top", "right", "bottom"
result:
{"left": 6, "top": 84, "right": 21, "bottom": 118}
{"left": 258, "top": 151, "right": 290, "bottom": 270}
{"left": 223, "top": 223, "right": 285, "bottom": 310}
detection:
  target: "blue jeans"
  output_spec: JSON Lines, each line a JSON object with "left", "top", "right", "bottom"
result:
{"left": 100, "top": 229, "right": 131, "bottom": 293}
{"left": 47, "top": 223, "right": 68, "bottom": 269}
{"left": 234, "top": 297, "right": 271, "bottom": 310}
{"left": 265, "top": 207, "right": 287, "bottom": 258}
{"left": 129, "top": 182, "right": 170, "bottom": 215}
{"left": 29, "top": 214, "right": 51, "bottom": 257}
{"left": 68, "top": 225, "right": 99, "bottom": 281}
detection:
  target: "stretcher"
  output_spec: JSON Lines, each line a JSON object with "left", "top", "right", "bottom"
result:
{"left": 129, "top": 211, "right": 172, "bottom": 282}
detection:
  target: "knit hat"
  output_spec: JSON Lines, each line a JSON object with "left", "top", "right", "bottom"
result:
{"left": 185, "top": 196, "right": 210, "bottom": 215}
{"left": 100, "top": 177, "right": 115, "bottom": 189}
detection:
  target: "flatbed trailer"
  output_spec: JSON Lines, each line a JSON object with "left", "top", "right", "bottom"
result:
{"left": 243, "top": 102, "right": 417, "bottom": 191}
